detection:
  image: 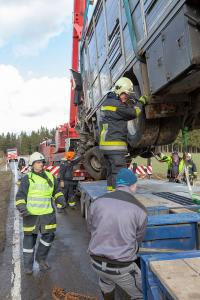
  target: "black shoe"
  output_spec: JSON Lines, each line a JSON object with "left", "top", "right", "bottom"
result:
{"left": 102, "top": 291, "right": 115, "bottom": 300}
{"left": 38, "top": 260, "right": 50, "bottom": 271}
{"left": 24, "top": 267, "right": 33, "bottom": 275}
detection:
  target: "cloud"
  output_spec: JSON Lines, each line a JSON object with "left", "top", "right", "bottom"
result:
{"left": 0, "top": 0, "right": 73, "bottom": 56}
{"left": 0, "top": 65, "right": 70, "bottom": 133}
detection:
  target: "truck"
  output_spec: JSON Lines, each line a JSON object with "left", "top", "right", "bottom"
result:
{"left": 6, "top": 147, "right": 18, "bottom": 162}
{"left": 70, "top": 0, "right": 200, "bottom": 180}
{"left": 39, "top": 1, "right": 87, "bottom": 167}
{"left": 39, "top": 124, "right": 79, "bottom": 165}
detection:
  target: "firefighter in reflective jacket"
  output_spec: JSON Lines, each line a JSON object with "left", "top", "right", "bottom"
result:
{"left": 99, "top": 77, "right": 147, "bottom": 190}
{"left": 16, "top": 152, "right": 66, "bottom": 274}
{"left": 157, "top": 151, "right": 184, "bottom": 182}
{"left": 183, "top": 152, "right": 198, "bottom": 185}
{"left": 59, "top": 151, "right": 82, "bottom": 208}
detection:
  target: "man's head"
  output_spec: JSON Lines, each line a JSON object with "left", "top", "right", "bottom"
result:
{"left": 185, "top": 152, "right": 192, "bottom": 161}
{"left": 29, "top": 152, "right": 45, "bottom": 173}
{"left": 113, "top": 77, "right": 134, "bottom": 103}
{"left": 116, "top": 168, "right": 138, "bottom": 193}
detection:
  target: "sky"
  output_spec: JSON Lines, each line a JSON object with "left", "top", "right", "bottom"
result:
{"left": 0, "top": 0, "right": 95, "bottom": 134}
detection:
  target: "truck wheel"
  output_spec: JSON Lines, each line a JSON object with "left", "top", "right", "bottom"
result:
{"left": 127, "top": 112, "right": 160, "bottom": 148}
{"left": 83, "top": 147, "right": 106, "bottom": 180}
{"left": 155, "top": 117, "right": 181, "bottom": 145}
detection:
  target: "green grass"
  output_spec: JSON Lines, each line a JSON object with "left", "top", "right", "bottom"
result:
{"left": 133, "top": 153, "right": 200, "bottom": 179}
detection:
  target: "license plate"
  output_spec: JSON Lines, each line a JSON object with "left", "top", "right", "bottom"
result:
{"left": 72, "top": 176, "right": 85, "bottom": 181}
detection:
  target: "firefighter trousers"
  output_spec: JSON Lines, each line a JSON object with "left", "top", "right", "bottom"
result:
{"left": 102, "top": 152, "right": 127, "bottom": 189}
{"left": 23, "top": 232, "right": 55, "bottom": 268}
{"left": 64, "top": 180, "right": 77, "bottom": 206}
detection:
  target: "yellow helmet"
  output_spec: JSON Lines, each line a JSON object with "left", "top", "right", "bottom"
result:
{"left": 113, "top": 77, "right": 134, "bottom": 97}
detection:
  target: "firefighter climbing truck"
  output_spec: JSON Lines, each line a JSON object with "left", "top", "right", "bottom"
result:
{"left": 69, "top": 0, "right": 200, "bottom": 179}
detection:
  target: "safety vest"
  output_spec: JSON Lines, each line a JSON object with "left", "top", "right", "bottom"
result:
{"left": 27, "top": 171, "right": 54, "bottom": 215}
{"left": 161, "top": 156, "right": 184, "bottom": 174}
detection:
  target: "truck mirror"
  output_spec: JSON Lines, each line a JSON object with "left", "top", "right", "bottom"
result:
{"left": 70, "top": 69, "right": 83, "bottom": 106}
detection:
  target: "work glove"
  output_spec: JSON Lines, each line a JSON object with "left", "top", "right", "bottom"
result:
{"left": 135, "top": 106, "right": 142, "bottom": 117}
{"left": 19, "top": 208, "right": 30, "bottom": 217}
{"left": 56, "top": 195, "right": 66, "bottom": 209}
{"left": 138, "top": 95, "right": 148, "bottom": 105}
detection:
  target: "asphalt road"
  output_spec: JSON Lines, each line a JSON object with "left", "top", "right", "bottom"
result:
{"left": 0, "top": 162, "right": 102, "bottom": 300}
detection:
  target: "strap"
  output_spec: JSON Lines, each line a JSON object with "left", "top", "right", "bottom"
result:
{"left": 98, "top": 190, "right": 147, "bottom": 213}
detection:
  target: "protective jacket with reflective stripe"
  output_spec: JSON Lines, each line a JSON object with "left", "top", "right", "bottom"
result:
{"left": 27, "top": 171, "right": 54, "bottom": 215}
{"left": 159, "top": 155, "right": 184, "bottom": 177}
{"left": 99, "top": 93, "right": 138, "bottom": 151}
{"left": 16, "top": 170, "right": 65, "bottom": 234}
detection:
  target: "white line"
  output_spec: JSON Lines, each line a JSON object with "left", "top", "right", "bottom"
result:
{"left": 11, "top": 165, "right": 21, "bottom": 300}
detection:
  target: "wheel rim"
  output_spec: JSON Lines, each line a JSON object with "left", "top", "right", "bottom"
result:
{"left": 128, "top": 118, "right": 139, "bottom": 136}
{"left": 90, "top": 156, "right": 101, "bottom": 172}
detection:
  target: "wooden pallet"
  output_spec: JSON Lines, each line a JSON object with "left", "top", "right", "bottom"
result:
{"left": 150, "top": 257, "right": 200, "bottom": 300}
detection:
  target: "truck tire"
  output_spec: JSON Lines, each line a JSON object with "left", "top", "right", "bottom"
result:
{"left": 155, "top": 117, "right": 181, "bottom": 145}
{"left": 127, "top": 112, "right": 160, "bottom": 148}
{"left": 83, "top": 147, "right": 106, "bottom": 180}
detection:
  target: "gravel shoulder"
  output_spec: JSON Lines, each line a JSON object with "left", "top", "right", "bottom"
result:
{"left": 0, "top": 164, "right": 12, "bottom": 252}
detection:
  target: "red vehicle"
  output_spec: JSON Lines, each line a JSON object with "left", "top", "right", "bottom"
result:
{"left": 40, "top": 1, "right": 95, "bottom": 180}
{"left": 7, "top": 148, "right": 18, "bottom": 162}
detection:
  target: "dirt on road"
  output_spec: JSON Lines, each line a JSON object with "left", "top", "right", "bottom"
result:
{"left": 0, "top": 167, "right": 12, "bottom": 252}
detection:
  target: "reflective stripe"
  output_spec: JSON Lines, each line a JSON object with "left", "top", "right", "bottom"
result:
{"left": 101, "top": 106, "right": 117, "bottom": 112}
{"left": 100, "top": 124, "right": 127, "bottom": 147}
{"left": 107, "top": 186, "right": 113, "bottom": 191}
{"left": 26, "top": 196, "right": 53, "bottom": 214}
{"left": 100, "top": 145, "right": 128, "bottom": 151}
{"left": 45, "top": 224, "right": 57, "bottom": 230}
{"left": 27, "top": 203, "right": 52, "bottom": 208}
{"left": 23, "top": 226, "right": 36, "bottom": 232}
{"left": 27, "top": 171, "right": 54, "bottom": 215}
{"left": 16, "top": 199, "right": 26, "bottom": 205}
{"left": 40, "top": 239, "right": 51, "bottom": 247}
{"left": 23, "top": 248, "right": 34, "bottom": 253}
{"left": 54, "top": 192, "right": 64, "bottom": 200}
{"left": 57, "top": 204, "right": 62, "bottom": 208}
{"left": 27, "top": 197, "right": 52, "bottom": 202}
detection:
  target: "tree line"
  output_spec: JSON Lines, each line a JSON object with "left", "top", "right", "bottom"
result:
{"left": 174, "top": 129, "right": 200, "bottom": 152}
{"left": 0, "top": 127, "right": 56, "bottom": 155}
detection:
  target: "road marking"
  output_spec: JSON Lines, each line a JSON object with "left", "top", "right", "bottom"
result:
{"left": 11, "top": 165, "right": 21, "bottom": 300}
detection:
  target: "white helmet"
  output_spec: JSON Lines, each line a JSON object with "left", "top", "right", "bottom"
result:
{"left": 29, "top": 152, "right": 45, "bottom": 166}
{"left": 113, "top": 77, "right": 135, "bottom": 97}
{"left": 186, "top": 153, "right": 192, "bottom": 159}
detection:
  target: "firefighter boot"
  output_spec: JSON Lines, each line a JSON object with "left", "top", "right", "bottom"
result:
{"left": 23, "top": 234, "right": 36, "bottom": 275}
{"left": 35, "top": 233, "right": 54, "bottom": 271}
{"left": 37, "top": 260, "right": 50, "bottom": 271}
{"left": 102, "top": 290, "right": 115, "bottom": 300}
{"left": 23, "top": 252, "right": 34, "bottom": 275}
